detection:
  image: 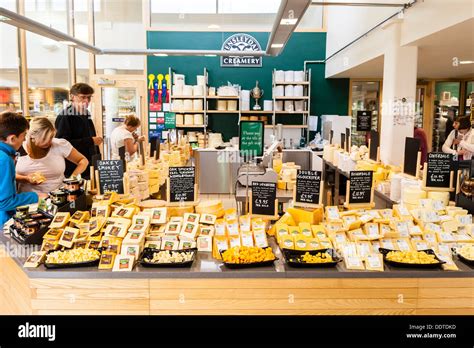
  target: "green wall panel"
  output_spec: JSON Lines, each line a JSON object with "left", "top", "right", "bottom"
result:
{"left": 147, "top": 31, "right": 349, "bottom": 141}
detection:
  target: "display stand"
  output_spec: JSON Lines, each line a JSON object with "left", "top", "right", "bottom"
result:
{"left": 343, "top": 171, "right": 375, "bottom": 210}
{"left": 166, "top": 180, "right": 199, "bottom": 207}
{"left": 422, "top": 167, "right": 455, "bottom": 192}
{"left": 344, "top": 180, "right": 375, "bottom": 210}
{"left": 249, "top": 196, "right": 279, "bottom": 220}
{"left": 292, "top": 183, "right": 324, "bottom": 209}
{"left": 401, "top": 151, "right": 422, "bottom": 179}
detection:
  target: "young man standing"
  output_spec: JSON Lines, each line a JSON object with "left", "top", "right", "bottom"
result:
{"left": 55, "top": 83, "right": 103, "bottom": 179}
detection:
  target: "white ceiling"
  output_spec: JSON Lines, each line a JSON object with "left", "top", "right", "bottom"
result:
{"left": 330, "top": 17, "right": 474, "bottom": 79}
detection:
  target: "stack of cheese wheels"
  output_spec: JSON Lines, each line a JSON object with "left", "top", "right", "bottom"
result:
{"left": 403, "top": 186, "right": 427, "bottom": 211}
{"left": 195, "top": 200, "right": 225, "bottom": 218}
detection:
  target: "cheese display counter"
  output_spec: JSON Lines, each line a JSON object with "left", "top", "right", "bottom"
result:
{"left": 1, "top": 194, "right": 473, "bottom": 316}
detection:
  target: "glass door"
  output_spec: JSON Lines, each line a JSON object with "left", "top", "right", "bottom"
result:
{"left": 349, "top": 80, "right": 381, "bottom": 146}
{"left": 432, "top": 82, "right": 461, "bottom": 152}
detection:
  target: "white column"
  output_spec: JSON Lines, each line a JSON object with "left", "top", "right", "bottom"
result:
{"left": 380, "top": 22, "right": 418, "bottom": 167}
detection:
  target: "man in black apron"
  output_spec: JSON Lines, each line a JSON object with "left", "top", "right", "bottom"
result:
{"left": 55, "top": 83, "right": 103, "bottom": 179}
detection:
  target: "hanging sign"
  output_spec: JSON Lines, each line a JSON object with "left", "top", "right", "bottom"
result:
{"left": 221, "top": 33, "right": 263, "bottom": 67}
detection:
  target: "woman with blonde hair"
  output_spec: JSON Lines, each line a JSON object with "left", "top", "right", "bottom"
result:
{"left": 110, "top": 115, "right": 145, "bottom": 160}
{"left": 16, "top": 117, "right": 89, "bottom": 194}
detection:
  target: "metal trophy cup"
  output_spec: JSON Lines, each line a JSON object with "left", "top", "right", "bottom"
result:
{"left": 251, "top": 81, "right": 264, "bottom": 111}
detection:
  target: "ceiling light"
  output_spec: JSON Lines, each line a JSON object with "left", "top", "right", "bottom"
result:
{"left": 459, "top": 60, "right": 474, "bottom": 65}
{"left": 154, "top": 53, "right": 168, "bottom": 57}
{"left": 208, "top": 24, "right": 220, "bottom": 29}
{"left": 271, "top": 43, "right": 284, "bottom": 48}
{"left": 59, "top": 41, "right": 76, "bottom": 46}
{"left": 280, "top": 18, "right": 298, "bottom": 25}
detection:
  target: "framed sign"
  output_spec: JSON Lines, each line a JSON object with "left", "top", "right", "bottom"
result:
{"left": 403, "top": 137, "right": 421, "bottom": 177}
{"left": 369, "top": 130, "right": 379, "bottom": 162}
{"left": 239, "top": 121, "right": 264, "bottom": 159}
{"left": 356, "top": 111, "right": 372, "bottom": 131}
{"left": 345, "top": 127, "right": 351, "bottom": 151}
{"left": 167, "top": 166, "right": 196, "bottom": 203}
{"left": 346, "top": 171, "right": 374, "bottom": 208}
{"left": 97, "top": 160, "right": 124, "bottom": 194}
{"left": 250, "top": 181, "right": 278, "bottom": 219}
{"left": 164, "top": 112, "right": 176, "bottom": 130}
{"left": 294, "top": 170, "right": 323, "bottom": 208}
{"left": 422, "top": 153, "right": 454, "bottom": 191}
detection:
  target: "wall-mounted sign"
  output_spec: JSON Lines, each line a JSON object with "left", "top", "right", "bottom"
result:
{"left": 221, "top": 33, "right": 262, "bottom": 67}
{"left": 97, "top": 78, "right": 116, "bottom": 86}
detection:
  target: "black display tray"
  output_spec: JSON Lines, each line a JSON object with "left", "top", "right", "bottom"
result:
{"left": 44, "top": 249, "right": 101, "bottom": 269}
{"left": 139, "top": 247, "right": 197, "bottom": 268}
{"left": 282, "top": 248, "right": 342, "bottom": 268}
{"left": 219, "top": 247, "right": 277, "bottom": 269}
{"left": 379, "top": 248, "right": 445, "bottom": 269}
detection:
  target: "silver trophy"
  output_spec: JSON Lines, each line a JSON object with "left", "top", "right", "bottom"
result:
{"left": 250, "top": 81, "right": 264, "bottom": 111}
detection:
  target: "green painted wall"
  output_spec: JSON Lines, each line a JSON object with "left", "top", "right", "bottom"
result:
{"left": 147, "top": 31, "right": 349, "bottom": 141}
{"left": 435, "top": 82, "right": 460, "bottom": 101}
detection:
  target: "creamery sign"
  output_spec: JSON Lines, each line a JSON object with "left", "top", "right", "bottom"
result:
{"left": 221, "top": 33, "right": 262, "bottom": 67}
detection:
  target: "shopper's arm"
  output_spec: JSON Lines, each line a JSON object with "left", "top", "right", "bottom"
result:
{"left": 124, "top": 138, "right": 138, "bottom": 156}
{"left": 55, "top": 115, "right": 94, "bottom": 149}
{"left": 441, "top": 131, "right": 457, "bottom": 154}
{"left": 0, "top": 162, "right": 38, "bottom": 211}
{"left": 459, "top": 136, "right": 474, "bottom": 153}
{"left": 67, "top": 148, "right": 89, "bottom": 177}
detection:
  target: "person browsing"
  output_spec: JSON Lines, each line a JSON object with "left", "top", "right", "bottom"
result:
{"left": 110, "top": 115, "right": 145, "bottom": 160}
{"left": 16, "top": 117, "right": 89, "bottom": 194}
{"left": 0, "top": 112, "right": 46, "bottom": 225}
{"left": 55, "top": 83, "right": 102, "bottom": 179}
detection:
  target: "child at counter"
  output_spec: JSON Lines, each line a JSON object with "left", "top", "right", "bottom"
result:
{"left": 0, "top": 112, "right": 45, "bottom": 226}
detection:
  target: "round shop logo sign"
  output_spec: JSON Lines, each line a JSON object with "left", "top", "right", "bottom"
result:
{"left": 221, "top": 33, "right": 262, "bottom": 67}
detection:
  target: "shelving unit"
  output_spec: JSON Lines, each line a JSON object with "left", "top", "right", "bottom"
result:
{"left": 206, "top": 96, "right": 239, "bottom": 99}
{"left": 271, "top": 69, "right": 311, "bottom": 142}
{"left": 206, "top": 110, "right": 239, "bottom": 114}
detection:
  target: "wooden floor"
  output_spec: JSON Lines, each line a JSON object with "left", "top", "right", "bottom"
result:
{"left": 1, "top": 245, "right": 473, "bottom": 315}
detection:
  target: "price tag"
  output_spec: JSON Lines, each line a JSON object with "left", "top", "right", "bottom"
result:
{"left": 366, "top": 254, "right": 382, "bottom": 268}
{"left": 348, "top": 171, "right": 373, "bottom": 205}
{"left": 396, "top": 239, "right": 411, "bottom": 251}
{"left": 432, "top": 200, "right": 445, "bottom": 211}
{"left": 295, "top": 170, "right": 322, "bottom": 206}
{"left": 251, "top": 181, "right": 276, "bottom": 217}
{"left": 415, "top": 242, "right": 429, "bottom": 251}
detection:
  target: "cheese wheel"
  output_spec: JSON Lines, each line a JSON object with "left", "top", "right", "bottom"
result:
{"left": 184, "top": 114, "right": 194, "bottom": 125}
{"left": 227, "top": 100, "right": 238, "bottom": 111}
{"left": 182, "top": 85, "right": 193, "bottom": 96}
{"left": 403, "top": 187, "right": 427, "bottom": 205}
{"left": 176, "top": 114, "right": 184, "bottom": 125}
{"left": 217, "top": 100, "right": 227, "bottom": 110}
{"left": 427, "top": 191, "right": 450, "bottom": 207}
{"left": 173, "top": 84, "right": 183, "bottom": 95}
{"left": 193, "top": 99, "right": 203, "bottom": 111}
{"left": 183, "top": 99, "right": 193, "bottom": 110}
{"left": 194, "top": 114, "right": 203, "bottom": 125}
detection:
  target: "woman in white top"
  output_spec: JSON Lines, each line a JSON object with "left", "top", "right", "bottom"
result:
{"left": 110, "top": 115, "right": 145, "bottom": 160}
{"left": 16, "top": 117, "right": 89, "bottom": 194}
{"left": 443, "top": 116, "right": 474, "bottom": 160}
{"left": 442, "top": 118, "right": 460, "bottom": 154}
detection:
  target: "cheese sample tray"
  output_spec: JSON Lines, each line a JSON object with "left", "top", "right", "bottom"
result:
{"left": 139, "top": 248, "right": 197, "bottom": 268}
{"left": 219, "top": 247, "right": 277, "bottom": 269}
{"left": 379, "top": 248, "right": 445, "bottom": 269}
{"left": 44, "top": 249, "right": 101, "bottom": 269}
{"left": 282, "top": 248, "right": 342, "bottom": 268}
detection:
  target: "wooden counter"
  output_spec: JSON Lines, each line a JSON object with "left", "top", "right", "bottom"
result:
{"left": 1, "top": 240, "right": 473, "bottom": 315}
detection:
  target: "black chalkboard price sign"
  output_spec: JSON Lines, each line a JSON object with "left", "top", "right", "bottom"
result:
{"left": 168, "top": 166, "right": 195, "bottom": 203}
{"left": 424, "top": 153, "right": 452, "bottom": 189}
{"left": 97, "top": 160, "right": 124, "bottom": 194}
{"left": 251, "top": 181, "right": 277, "bottom": 217}
{"left": 356, "top": 111, "right": 372, "bottom": 131}
{"left": 348, "top": 171, "right": 373, "bottom": 205}
{"left": 295, "top": 170, "right": 322, "bottom": 206}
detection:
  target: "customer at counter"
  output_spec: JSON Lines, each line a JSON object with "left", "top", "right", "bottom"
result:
{"left": 55, "top": 83, "right": 102, "bottom": 179}
{"left": 16, "top": 117, "right": 89, "bottom": 194}
{"left": 0, "top": 112, "right": 45, "bottom": 225}
{"left": 442, "top": 118, "right": 460, "bottom": 154}
{"left": 442, "top": 116, "right": 473, "bottom": 159}
{"left": 110, "top": 115, "right": 145, "bottom": 160}
{"left": 414, "top": 126, "right": 428, "bottom": 166}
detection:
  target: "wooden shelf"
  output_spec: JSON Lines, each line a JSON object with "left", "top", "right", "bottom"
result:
{"left": 274, "top": 96, "right": 309, "bottom": 100}
{"left": 206, "top": 96, "right": 239, "bottom": 99}
{"left": 274, "top": 81, "right": 309, "bottom": 85}
{"left": 171, "top": 110, "right": 205, "bottom": 113}
{"left": 176, "top": 125, "right": 205, "bottom": 128}
{"left": 171, "top": 96, "right": 205, "bottom": 99}
{"left": 241, "top": 110, "right": 274, "bottom": 114}
{"left": 275, "top": 111, "right": 309, "bottom": 114}
{"left": 207, "top": 110, "right": 239, "bottom": 114}
{"left": 265, "top": 125, "right": 308, "bottom": 129}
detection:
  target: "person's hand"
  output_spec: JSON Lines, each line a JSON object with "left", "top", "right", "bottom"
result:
{"left": 92, "top": 136, "right": 103, "bottom": 145}
{"left": 453, "top": 139, "right": 461, "bottom": 145}
{"left": 37, "top": 192, "right": 49, "bottom": 200}
{"left": 132, "top": 132, "right": 139, "bottom": 140}
{"left": 137, "top": 135, "right": 145, "bottom": 142}
{"left": 27, "top": 173, "right": 44, "bottom": 185}
{"left": 457, "top": 149, "right": 467, "bottom": 156}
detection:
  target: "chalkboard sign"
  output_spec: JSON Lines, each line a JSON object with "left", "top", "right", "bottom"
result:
{"left": 369, "top": 130, "right": 379, "bottom": 161}
{"left": 239, "top": 121, "right": 264, "bottom": 159}
{"left": 341, "top": 133, "right": 346, "bottom": 151}
{"left": 251, "top": 181, "right": 276, "bottom": 216}
{"left": 168, "top": 166, "right": 195, "bottom": 202}
{"left": 403, "top": 137, "right": 420, "bottom": 177}
{"left": 356, "top": 111, "right": 372, "bottom": 131}
{"left": 97, "top": 160, "right": 124, "bottom": 194}
{"left": 295, "top": 170, "right": 322, "bottom": 205}
{"left": 345, "top": 127, "right": 351, "bottom": 151}
{"left": 426, "top": 153, "right": 452, "bottom": 188}
{"left": 349, "top": 171, "right": 373, "bottom": 204}
{"left": 330, "top": 130, "right": 334, "bottom": 144}
{"left": 471, "top": 159, "right": 474, "bottom": 179}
